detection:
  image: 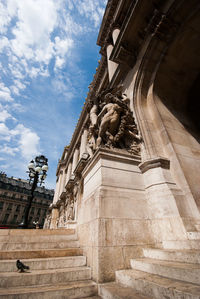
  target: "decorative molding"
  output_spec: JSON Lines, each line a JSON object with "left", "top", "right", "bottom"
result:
{"left": 139, "top": 157, "right": 170, "bottom": 173}
{"left": 74, "top": 153, "right": 90, "bottom": 177}
{"left": 144, "top": 9, "right": 178, "bottom": 41}
{"left": 111, "top": 42, "right": 137, "bottom": 67}
{"left": 65, "top": 175, "right": 75, "bottom": 192}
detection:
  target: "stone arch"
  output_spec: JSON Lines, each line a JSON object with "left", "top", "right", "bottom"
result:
{"left": 133, "top": 0, "right": 200, "bottom": 224}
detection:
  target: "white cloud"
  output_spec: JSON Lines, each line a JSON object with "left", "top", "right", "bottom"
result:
{"left": 13, "top": 124, "right": 40, "bottom": 160}
{"left": 0, "top": 109, "right": 13, "bottom": 122}
{"left": 0, "top": 37, "right": 9, "bottom": 52}
{"left": 0, "top": 123, "right": 10, "bottom": 136}
{"left": 0, "top": 145, "right": 19, "bottom": 156}
{"left": 0, "top": 2, "right": 11, "bottom": 34}
{"left": 76, "top": 0, "right": 105, "bottom": 27}
{"left": 0, "top": 122, "right": 40, "bottom": 160}
{"left": 54, "top": 36, "right": 73, "bottom": 57}
{"left": 0, "top": 83, "right": 14, "bottom": 102}
{"left": 9, "top": 0, "right": 58, "bottom": 63}
{"left": 54, "top": 36, "right": 73, "bottom": 69}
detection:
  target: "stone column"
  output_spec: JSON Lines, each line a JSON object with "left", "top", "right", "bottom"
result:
{"left": 59, "top": 168, "right": 67, "bottom": 195}
{"left": 72, "top": 147, "right": 79, "bottom": 173}
{"left": 58, "top": 170, "right": 63, "bottom": 198}
{"left": 79, "top": 128, "right": 88, "bottom": 158}
{"left": 53, "top": 176, "right": 60, "bottom": 204}
{"left": 66, "top": 161, "right": 72, "bottom": 184}
{"left": 106, "top": 44, "right": 118, "bottom": 82}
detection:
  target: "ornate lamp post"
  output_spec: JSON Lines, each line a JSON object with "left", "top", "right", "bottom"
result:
{"left": 19, "top": 155, "right": 48, "bottom": 229}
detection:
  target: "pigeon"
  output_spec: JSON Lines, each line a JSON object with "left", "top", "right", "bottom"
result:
{"left": 16, "top": 260, "right": 30, "bottom": 272}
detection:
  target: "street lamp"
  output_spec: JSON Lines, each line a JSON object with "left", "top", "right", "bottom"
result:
{"left": 19, "top": 155, "right": 48, "bottom": 229}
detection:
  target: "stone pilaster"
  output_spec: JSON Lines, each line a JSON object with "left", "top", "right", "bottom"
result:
{"left": 72, "top": 147, "right": 79, "bottom": 173}
{"left": 66, "top": 161, "right": 72, "bottom": 185}
{"left": 79, "top": 128, "right": 88, "bottom": 158}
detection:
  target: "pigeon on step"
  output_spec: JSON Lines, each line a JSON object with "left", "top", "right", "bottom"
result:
{"left": 16, "top": 260, "right": 30, "bottom": 272}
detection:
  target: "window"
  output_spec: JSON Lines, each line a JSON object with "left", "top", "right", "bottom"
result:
{"left": 7, "top": 203, "right": 12, "bottom": 211}
{"left": 12, "top": 215, "right": 18, "bottom": 224}
{"left": 0, "top": 202, "right": 3, "bottom": 209}
{"left": 37, "top": 208, "right": 41, "bottom": 215}
{"left": 16, "top": 205, "right": 20, "bottom": 212}
{"left": 30, "top": 207, "right": 35, "bottom": 214}
{"left": 3, "top": 214, "right": 9, "bottom": 224}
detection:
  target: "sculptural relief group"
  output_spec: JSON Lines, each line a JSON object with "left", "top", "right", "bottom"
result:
{"left": 87, "top": 85, "right": 142, "bottom": 156}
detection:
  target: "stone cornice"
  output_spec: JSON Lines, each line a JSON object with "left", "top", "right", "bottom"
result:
{"left": 82, "top": 147, "right": 141, "bottom": 179}
{"left": 97, "top": 0, "right": 126, "bottom": 49}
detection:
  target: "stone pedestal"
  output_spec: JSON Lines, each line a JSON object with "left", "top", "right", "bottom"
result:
{"left": 77, "top": 148, "right": 153, "bottom": 282}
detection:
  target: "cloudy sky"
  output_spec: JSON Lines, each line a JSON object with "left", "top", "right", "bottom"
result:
{"left": 0, "top": 0, "right": 107, "bottom": 189}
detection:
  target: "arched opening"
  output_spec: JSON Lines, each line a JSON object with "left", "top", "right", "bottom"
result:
{"left": 153, "top": 9, "right": 200, "bottom": 209}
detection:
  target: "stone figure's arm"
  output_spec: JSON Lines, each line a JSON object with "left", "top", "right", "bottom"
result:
{"left": 97, "top": 105, "right": 108, "bottom": 123}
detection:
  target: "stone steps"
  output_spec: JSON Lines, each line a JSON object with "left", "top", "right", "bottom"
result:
{"left": 0, "top": 280, "right": 98, "bottom": 299}
{"left": 99, "top": 282, "right": 153, "bottom": 298}
{"left": 103, "top": 248, "right": 200, "bottom": 299}
{"left": 143, "top": 248, "right": 200, "bottom": 264}
{"left": 0, "top": 229, "right": 99, "bottom": 298}
{"left": 0, "top": 266, "right": 91, "bottom": 288}
{"left": 0, "top": 256, "right": 86, "bottom": 272}
{"left": 115, "top": 269, "right": 200, "bottom": 299}
{"left": 0, "top": 233, "right": 78, "bottom": 243}
{"left": 162, "top": 240, "right": 200, "bottom": 249}
{"left": 0, "top": 239, "right": 79, "bottom": 250}
{"left": 0, "top": 247, "right": 83, "bottom": 259}
{"left": 130, "top": 257, "right": 200, "bottom": 284}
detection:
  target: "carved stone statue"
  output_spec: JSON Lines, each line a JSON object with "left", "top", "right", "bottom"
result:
{"left": 89, "top": 97, "right": 98, "bottom": 129}
{"left": 43, "top": 213, "right": 51, "bottom": 229}
{"left": 87, "top": 86, "right": 142, "bottom": 155}
{"left": 68, "top": 199, "right": 74, "bottom": 220}
{"left": 64, "top": 185, "right": 78, "bottom": 222}
{"left": 97, "top": 93, "right": 123, "bottom": 147}
{"left": 58, "top": 202, "right": 65, "bottom": 227}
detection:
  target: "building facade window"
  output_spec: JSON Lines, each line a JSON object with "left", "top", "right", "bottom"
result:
{"left": 3, "top": 213, "right": 9, "bottom": 224}
{"left": 7, "top": 203, "right": 12, "bottom": 211}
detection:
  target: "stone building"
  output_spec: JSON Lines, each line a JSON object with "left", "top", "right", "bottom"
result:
{"left": 47, "top": 0, "right": 200, "bottom": 285}
{"left": 0, "top": 172, "right": 53, "bottom": 228}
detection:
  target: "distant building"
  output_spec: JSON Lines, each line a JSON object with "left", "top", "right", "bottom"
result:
{"left": 0, "top": 172, "right": 54, "bottom": 228}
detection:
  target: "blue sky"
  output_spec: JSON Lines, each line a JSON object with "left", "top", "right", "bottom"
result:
{"left": 0, "top": 0, "right": 107, "bottom": 189}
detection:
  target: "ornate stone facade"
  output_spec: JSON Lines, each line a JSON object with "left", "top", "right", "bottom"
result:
{"left": 47, "top": 0, "right": 200, "bottom": 285}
